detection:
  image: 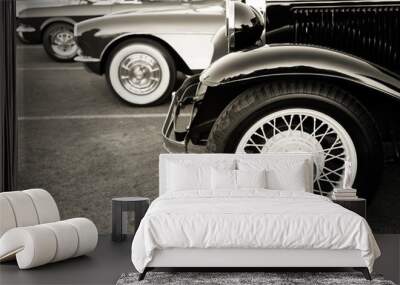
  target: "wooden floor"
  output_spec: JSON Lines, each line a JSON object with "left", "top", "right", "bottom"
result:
{"left": 0, "top": 235, "right": 134, "bottom": 285}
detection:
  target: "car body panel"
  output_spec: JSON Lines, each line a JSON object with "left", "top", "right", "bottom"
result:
{"left": 16, "top": 0, "right": 204, "bottom": 43}
{"left": 18, "top": 5, "right": 112, "bottom": 18}
{"left": 17, "top": 1, "right": 185, "bottom": 18}
{"left": 75, "top": 2, "right": 225, "bottom": 72}
{"left": 39, "top": 16, "right": 78, "bottom": 29}
{"left": 200, "top": 45, "right": 400, "bottom": 100}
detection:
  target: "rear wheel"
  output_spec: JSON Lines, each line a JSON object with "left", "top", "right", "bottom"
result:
{"left": 106, "top": 39, "right": 176, "bottom": 106}
{"left": 207, "top": 80, "right": 383, "bottom": 199}
{"left": 42, "top": 23, "right": 78, "bottom": 62}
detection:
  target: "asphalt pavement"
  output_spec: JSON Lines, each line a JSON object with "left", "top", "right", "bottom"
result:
{"left": 17, "top": 44, "right": 171, "bottom": 234}
{"left": 16, "top": 44, "right": 400, "bottom": 234}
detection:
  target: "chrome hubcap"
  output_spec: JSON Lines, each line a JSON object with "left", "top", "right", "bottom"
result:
{"left": 51, "top": 29, "right": 77, "bottom": 58}
{"left": 118, "top": 53, "right": 161, "bottom": 95}
{"left": 236, "top": 108, "right": 358, "bottom": 194}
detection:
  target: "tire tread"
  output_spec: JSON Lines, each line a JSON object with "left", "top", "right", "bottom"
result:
{"left": 206, "top": 80, "right": 383, "bottom": 198}
{"left": 207, "top": 80, "right": 381, "bottom": 154}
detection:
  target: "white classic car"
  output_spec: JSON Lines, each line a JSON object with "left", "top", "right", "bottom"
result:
{"left": 16, "top": 0, "right": 200, "bottom": 62}
{"left": 74, "top": 0, "right": 225, "bottom": 106}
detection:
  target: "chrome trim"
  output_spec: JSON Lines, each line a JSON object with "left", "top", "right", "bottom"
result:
{"left": 193, "top": 82, "right": 208, "bottom": 101}
{"left": 162, "top": 74, "right": 201, "bottom": 153}
{"left": 162, "top": 93, "right": 189, "bottom": 153}
{"left": 74, "top": 55, "right": 101, "bottom": 62}
{"left": 74, "top": 23, "right": 79, "bottom": 37}
{"left": 51, "top": 29, "right": 77, "bottom": 58}
{"left": 118, "top": 52, "right": 162, "bottom": 96}
{"left": 16, "top": 25, "right": 36, "bottom": 33}
{"left": 226, "top": 0, "right": 235, "bottom": 52}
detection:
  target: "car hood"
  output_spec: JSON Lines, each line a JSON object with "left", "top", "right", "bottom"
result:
{"left": 108, "top": 0, "right": 223, "bottom": 15}
{"left": 107, "top": 3, "right": 191, "bottom": 16}
{"left": 18, "top": 0, "right": 222, "bottom": 18}
{"left": 76, "top": 3, "right": 224, "bottom": 35}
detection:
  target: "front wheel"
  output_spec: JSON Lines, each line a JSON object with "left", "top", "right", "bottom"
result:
{"left": 106, "top": 39, "right": 176, "bottom": 106}
{"left": 207, "top": 81, "right": 383, "bottom": 199}
{"left": 42, "top": 23, "right": 78, "bottom": 62}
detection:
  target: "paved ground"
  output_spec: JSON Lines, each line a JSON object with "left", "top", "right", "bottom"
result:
{"left": 16, "top": 45, "right": 170, "bottom": 234}
{"left": 16, "top": 44, "right": 400, "bottom": 234}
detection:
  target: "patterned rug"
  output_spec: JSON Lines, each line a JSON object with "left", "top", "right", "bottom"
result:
{"left": 116, "top": 272, "right": 396, "bottom": 285}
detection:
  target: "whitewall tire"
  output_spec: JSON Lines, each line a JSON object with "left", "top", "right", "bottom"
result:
{"left": 106, "top": 40, "right": 176, "bottom": 106}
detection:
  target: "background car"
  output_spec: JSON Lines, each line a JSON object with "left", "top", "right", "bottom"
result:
{"left": 16, "top": 0, "right": 195, "bottom": 62}
{"left": 74, "top": 0, "right": 225, "bottom": 106}
{"left": 163, "top": 0, "right": 400, "bottom": 200}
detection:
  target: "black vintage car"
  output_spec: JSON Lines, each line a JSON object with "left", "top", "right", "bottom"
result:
{"left": 163, "top": 0, "right": 400, "bottom": 199}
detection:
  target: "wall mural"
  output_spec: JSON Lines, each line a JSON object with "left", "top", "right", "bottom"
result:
{"left": 16, "top": 0, "right": 400, "bottom": 234}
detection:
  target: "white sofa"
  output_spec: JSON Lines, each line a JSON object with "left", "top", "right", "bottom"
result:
{"left": 0, "top": 189, "right": 98, "bottom": 269}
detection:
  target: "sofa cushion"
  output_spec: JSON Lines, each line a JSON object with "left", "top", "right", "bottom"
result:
{"left": 0, "top": 218, "right": 97, "bottom": 269}
{"left": 0, "top": 196, "right": 17, "bottom": 237}
{"left": 0, "top": 189, "right": 98, "bottom": 269}
{"left": 42, "top": 221, "right": 79, "bottom": 262}
{"left": 0, "top": 226, "right": 57, "bottom": 269}
{"left": 0, "top": 192, "right": 39, "bottom": 228}
{"left": 23, "top": 189, "right": 60, "bottom": 224}
{"left": 0, "top": 189, "right": 60, "bottom": 237}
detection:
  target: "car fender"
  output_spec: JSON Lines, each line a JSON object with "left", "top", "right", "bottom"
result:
{"left": 40, "top": 17, "right": 76, "bottom": 31}
{"left": 99, "top": 32, "right": 216, "bottom": 71}
{"left": 200, "top": 45, "right": 400, "bottom": 100}
{"left": 76, "top": 8, "right": 224, "bottom": 71}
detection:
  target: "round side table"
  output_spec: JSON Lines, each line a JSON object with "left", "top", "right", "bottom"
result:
{"left": 112, "top": 197, "right": 150, "bottom": 242}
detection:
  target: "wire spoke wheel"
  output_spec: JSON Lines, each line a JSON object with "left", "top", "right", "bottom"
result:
{"left": 235, "top": 108, "right": 358, "bottom": 195}
{"left": 207, "top": 81, "right": 383, "bottom": 199}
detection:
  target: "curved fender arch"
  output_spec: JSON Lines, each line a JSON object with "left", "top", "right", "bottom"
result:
{"left": 200, "top": 45, "right": 400, "bottom": 100}
{"left": 40, "top": 17, "right": 76, "bottom": 32}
